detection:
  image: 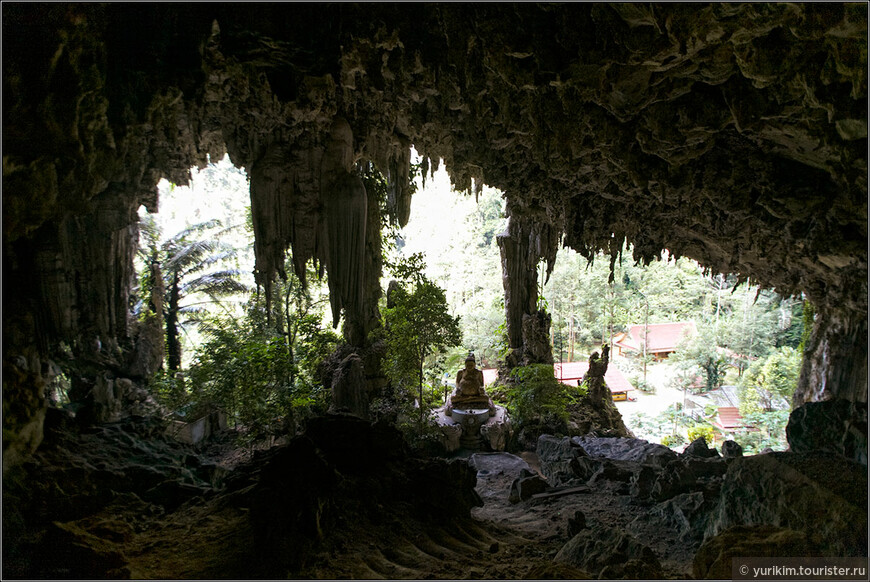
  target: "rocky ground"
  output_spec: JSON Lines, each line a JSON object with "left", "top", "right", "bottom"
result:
{"left": 3, "top": 404, "right": 866, "bottom": 580}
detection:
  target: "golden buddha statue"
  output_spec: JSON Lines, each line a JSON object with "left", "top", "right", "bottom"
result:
{"left": 446, "top": 353, "right": 496, "bottom": 416}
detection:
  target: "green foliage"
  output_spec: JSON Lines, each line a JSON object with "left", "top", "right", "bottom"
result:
{"left": 628, "top": 412, "right": 667, "bottom": 441}
{"left": 669, "top": 326, "right": 729, "bottom": 392}
{"left": 628, "top": 403, "right": 693, "bottom": 442}
{"left": 687, "top": 424, "right": 714, "bottom": 445}
{"left": 628, "top": 374, "right": 655, "bottom": 394}
{"left": 136, "top": 213, "right": 249, "bottom": 371}
{"left": 732, "top": 409, "right": 790, "bottom": 453}
{"left": 738, "top": 347, "right": 801, "bottom": 415}
{"left": 661, "top": 433, "right": 687, "bottom": 447}
{"left": 396, "top": 185, "right": 506, "bottom": 368}
{"left": 504, "top": 364, "right": 585, "bottom": 428}
{"left": 182, "top": 265, "right": 340, "bottom": 443}
{"left": 381, "top": 253, "right": 462, "bottom": 432}
{"left": 149, "top": 369, "right": 192, "bottom": 414}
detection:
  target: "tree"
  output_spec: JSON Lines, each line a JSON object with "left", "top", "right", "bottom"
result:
{"left": 669, "top": 325, "right": 729, "bottom": 393}
{"left": 140, "top": 216, "right": 248, "bottom": 371}
{"left": 382, "top": 253, "right": 462, "bottom": 432}
{"left": 188, "top": 283, "right": 340, "bottom": 443}
{"left": 738, "top": 346, "right": 801, "bottom": 415}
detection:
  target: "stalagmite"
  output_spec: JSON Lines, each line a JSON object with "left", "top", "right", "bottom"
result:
{"left": 497, "top": 211, "right": 559, "bottom": 368}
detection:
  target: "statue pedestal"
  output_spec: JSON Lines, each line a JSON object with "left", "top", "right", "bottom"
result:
{"left": 451, "top": 407, "right": 491, "bottom": 449}
{"left": 434, "top": 405, "right": 512, "bottom": 452}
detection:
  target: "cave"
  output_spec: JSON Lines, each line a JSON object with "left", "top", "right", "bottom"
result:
{"left": 3, "top": 3, "right": 867, "bottom": 579}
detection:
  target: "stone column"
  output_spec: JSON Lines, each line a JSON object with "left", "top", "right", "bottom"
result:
{"left": 496, "top": 212, "right": 557, "bottom": 368}
{"left": 794, "top": 306, "right": 868, "bottom": 406}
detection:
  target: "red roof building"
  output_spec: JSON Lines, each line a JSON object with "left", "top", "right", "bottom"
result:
{"left": 612, "top": 321, "right": 697, "bottom": 360}
{"left": 482, "top": 362, "right": 634, "bottom": 398}
{"left": 553, "top": 362, "right": 634, "bottom": 395}
{"left": 711, "top": 406, "right": 744, "bottom": 431}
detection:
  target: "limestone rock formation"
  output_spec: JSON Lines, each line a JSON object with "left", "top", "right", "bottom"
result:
{"left": 786, "top": 399, "right": 868, "bottom": 465}
{"left": 328, "top": 353, "right": 369, "bottom": 419}
{"left": 706, "top": 451, "right": 868, "bottom": 557}
{"left": 572, "top": 435, "right": 677, "bottom": 466}
{"left": 555, "top": 524, "right": 664, "bottom": 580}
{"left": 536, "top": 435, "right": 588, "bottom": 487}
{"left": 508, "top": 469, "right": 549, "bottom": 504}
{"left": 693, "top": 525, "right": 814, "bottom": 580}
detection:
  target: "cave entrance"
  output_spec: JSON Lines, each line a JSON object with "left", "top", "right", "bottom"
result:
{"left": 395, "top": 151, "right": 507, "bottom": 372}
{"left": 137, "top": 154, "right": 256, "bottom": 371}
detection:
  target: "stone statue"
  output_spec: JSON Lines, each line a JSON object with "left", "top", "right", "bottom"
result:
{"left": 585, "top": 345, "right": 610, "bottom": 401}
{"left": 446, "top": 353, "right": 496, "bottom": 416}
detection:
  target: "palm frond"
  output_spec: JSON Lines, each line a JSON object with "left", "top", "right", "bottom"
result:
{"left": 182, "top": 271, "right": 249, "bottom": 297}
{"left": 164, "top": 219, "right": 223, "bottom": 245}
{"left": 180, "top": 247, "right": 239, "bottom": 277}
{"left": 163, "top": 239, "right": 222, "bottom": 272}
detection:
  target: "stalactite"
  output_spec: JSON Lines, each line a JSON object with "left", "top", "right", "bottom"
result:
{"left": 387, "top": 136, "right": 413, "bottom": 228}
{"left": 320, "top": 117, "right": 368, "bottom": 329}
{"left": 249, "top": 142, "right": 295, "bottom": 302}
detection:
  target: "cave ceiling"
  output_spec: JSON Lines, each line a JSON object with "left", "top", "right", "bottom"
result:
{"left": 3, "top": 2, "right": 867, "bottom": 321}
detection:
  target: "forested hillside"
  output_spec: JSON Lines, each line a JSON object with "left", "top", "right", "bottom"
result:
{"left": 397, "top": 164, "right": 805, "bottom": 373}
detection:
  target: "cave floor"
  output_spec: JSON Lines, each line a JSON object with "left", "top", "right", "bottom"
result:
{"left": 121, "top": 445, "right": 695, "bottom": 579}
{"left": 5, "top": 419, "right": 696, "bottom": 579}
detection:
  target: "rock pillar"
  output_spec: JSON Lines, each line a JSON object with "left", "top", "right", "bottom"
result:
{"left": 328, "top": 353, "right": 369, "bottom": 419}
{"left": 496, "top": 213, "right": 558, "bottom": 368}
{"left": 794, "top": 306, "right": 868, "bottom": 406}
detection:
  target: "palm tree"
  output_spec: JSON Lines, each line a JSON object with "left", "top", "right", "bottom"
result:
{"left": 139, "top": 216, "right": 249, "bottom": 371}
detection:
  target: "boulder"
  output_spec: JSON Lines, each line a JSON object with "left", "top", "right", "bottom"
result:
{"left": 469, "top": 452, "right": 530, "bottom": 477}
{"left": 683, "top": 437, "right": 721, "bottom": 458}
{"left": 786, "top": 400, "right": 867, "bottom": 465}
{"left": 693, "top": 525, "right": 812, "bottom": 580}
{"left": 554, "top": 524, "right": 663, "bottom": 579}
{"left": 629, "top": 465, "right": 658, "bottom": 499}
{"left": 508, "top": 471, "right": 549, "bottom": 504}
{"left": 650, "top": 457, "right": 727, "bottom": 502}
{"left": 536, "top": 435, "right": 587, "bottom": 486}
{"left": 570, "top": 456, "right": 605, "bottom": 483}
{"left": 721, "top": 440, "right": 743, "bottom": 459}
{"left": 649, "top": 490, "right": 717, "bottom": 543}
{"left": 588, "top": 458, "right": 637, "bottom": 485}
{"left": 705, "top": 451, "right": 867, "bottom": 557}
{"left": 572, "top": 435, "right": 677, "bottom": 466}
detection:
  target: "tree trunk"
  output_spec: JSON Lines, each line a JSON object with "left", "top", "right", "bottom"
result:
{"left": 569, "top": 314, "right": 575, "bottom": 361}
{"left": 166, "top": 273, "right": 181, "bottom": 371}
{"left": 418, "top": 361, "right": 424, "bottom": 435}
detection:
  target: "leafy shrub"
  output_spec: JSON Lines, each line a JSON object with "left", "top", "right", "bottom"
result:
{"left": 661, "top": 433, "right": 687, "bottom": 447}
{"left": 505, "top": 364, "right": 585, "bottom": 427}
{"left": 628, "top": 374, "right": 655, "bottom": 393}
{"left": 186, "top": 300, "right": 337, "bottom": 443}
{"left": 149, "top": 369, "right": 192, "bottom": 414}
{"left": 687, "top": 424, "right": 714, "bottom": 445}
{"left": 738, "top": 347, "right": 800, "bottom": 415}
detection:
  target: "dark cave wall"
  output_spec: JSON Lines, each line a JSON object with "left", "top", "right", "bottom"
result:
{"left": 2, "top": 3, "right": 867, "bottom": 464}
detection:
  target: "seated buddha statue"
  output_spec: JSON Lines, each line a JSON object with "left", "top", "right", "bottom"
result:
{"left": 446, "top": 353, "right": 496, "bottom": 416}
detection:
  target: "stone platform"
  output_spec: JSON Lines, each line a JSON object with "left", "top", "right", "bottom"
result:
{"left": 434, "top": 405, "right": 512, "bottom": 452}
